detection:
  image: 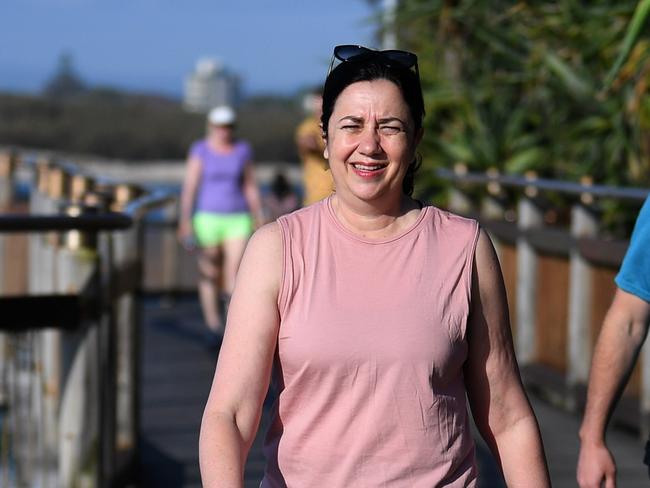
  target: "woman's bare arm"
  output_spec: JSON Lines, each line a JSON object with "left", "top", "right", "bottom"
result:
{"left": 464, "top": 229, "right": 550, "bottom": 487}
{"left": 242, "top": 163, "right": 265, "bottom": 227}
{"left": 199, "top": 222, "right": 282, "bottom": 487}
{"left": 178, "top": 155, "right": 202, "bottom": 241}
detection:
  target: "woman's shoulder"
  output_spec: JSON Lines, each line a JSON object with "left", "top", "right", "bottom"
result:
{"left": 250, "top": 220, "right": 282, "bottom": 246}
{"left": 422, "top": 205, "right": 480, "bottom": 251}
{"left": 425, "top": 204, "right": 479, "bottom": 230}
{"left": 278, "top": 199, "right": 323, "bottom": 222}
{"left": 274, "top": 200, "right": 326, "bottom": 238}
{"left": 243, "top": 222, "right": 283, "bottom": 269}
{"left": 189, "top": 139, "right": 207, "bottom": 157}
{"left": 234, "top": 140, "right": 253, "bottom": 157}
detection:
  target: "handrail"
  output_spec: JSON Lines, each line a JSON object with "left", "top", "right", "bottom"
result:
{"left": 124, "top": 189, "right": 177, "bottom": 220}
{"left": 0, "top": 187, "right": 176, "bottom": 233}
{"left": 436, "top": 168, "right": 650, "bottom": 202}
{"left": 0, "top": 213, "right": 132, "bottom": 232}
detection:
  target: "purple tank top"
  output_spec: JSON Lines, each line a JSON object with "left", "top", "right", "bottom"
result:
{"left": 191, "top": 139, "right": 251, "bottom": 213}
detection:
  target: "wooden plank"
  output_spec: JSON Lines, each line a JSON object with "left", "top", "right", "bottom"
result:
{"left": 2, "top": 202, "right": 29, "bottom": 296}
{"left": 535, "top": 254, "right": 570, "bottom": 372}
{"left": 578, "top": 237, "right": 628, "bottom": 268}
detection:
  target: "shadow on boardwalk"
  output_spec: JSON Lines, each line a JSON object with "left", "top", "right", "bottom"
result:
{"left": 137, "top": 296, "right": 647, "bottom": 487}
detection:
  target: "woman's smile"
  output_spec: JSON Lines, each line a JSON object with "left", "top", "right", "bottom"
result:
{"left": 349, "top": 161, "right": 389, "bottom": 178}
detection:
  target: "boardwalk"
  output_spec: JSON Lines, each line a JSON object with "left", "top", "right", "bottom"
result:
{"left": 137, "top": 296, "right": 649, "bottom": 487}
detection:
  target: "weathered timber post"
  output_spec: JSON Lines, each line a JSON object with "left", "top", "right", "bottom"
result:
{"left": 566, "top": 186, "right": 599, "bottom": 411}
{"left": 95, "top": 190, "right": 118, "bottom": 488}
{"left": 447, "top": 163, "right": 473, "bottom": 215}
{"left": 515, "top": 172, "right": 544, "bottom": 365}
{"left": 160, "top": 197, "right": 180, "bottom": 299}
{"left": 480, "top": 167, "right": 507, "bottom": 249}
{"left": 0, "top": 151, "right": 17, "bottom": 406}
{"left": 481, "top": 168, "right": 502, "bottom": 215}
{"left": 0, "top": 150, "right": 16, "bottom": 205}
{"left": 57, "top": 201, "right": 102, "bottom": 488}
{"left": 69, "top": 173, "right": 95, "bottom": 204}
{"left": 566, "top": 177, "right": 599, "bottom": 411}
{"left": 30, "top": 160, "right": 68, "bottom": 485}
{"left": 110, "top": 183, "right": 141, "bottom": 481}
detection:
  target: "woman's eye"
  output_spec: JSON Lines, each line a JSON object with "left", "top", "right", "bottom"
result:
{"left": 380, "top": 126, "right": 401, "bottom": 134}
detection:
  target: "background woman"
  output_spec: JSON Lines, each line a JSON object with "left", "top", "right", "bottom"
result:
{"left": 178, "top": 105, "right": 264, "bottom": 337}
{"left": 199, "top": 47, "right": 550, "bottom": 486}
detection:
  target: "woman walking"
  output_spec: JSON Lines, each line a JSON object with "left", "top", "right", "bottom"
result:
{"left": 199, "top": 46, "right": 550, "bottom": 486}
{"left": 178, "top": 105, "right": 264, "bottom": 338}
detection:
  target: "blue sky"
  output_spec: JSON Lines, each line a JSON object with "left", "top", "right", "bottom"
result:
{"left": 1, "top": 0, "right": 379, "bottom": 98}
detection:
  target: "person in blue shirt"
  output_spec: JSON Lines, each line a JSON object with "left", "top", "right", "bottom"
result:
{"left": 578, "top": 196, "right": 650, "bottom": 488}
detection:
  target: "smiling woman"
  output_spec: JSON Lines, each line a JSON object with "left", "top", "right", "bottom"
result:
{"left": 323, "top": 78, "right": 421, "bottom": 220}
{"left": 198, "top": 45, "right": 551, "bottom": 488}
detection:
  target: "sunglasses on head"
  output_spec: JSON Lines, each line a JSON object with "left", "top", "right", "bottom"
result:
{"left": 328, "top": 44, "right": 419, "bottom": 77}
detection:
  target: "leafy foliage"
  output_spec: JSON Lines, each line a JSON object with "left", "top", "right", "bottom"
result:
{"left": 390, "top": 1, "right": 650, "bottom": 191}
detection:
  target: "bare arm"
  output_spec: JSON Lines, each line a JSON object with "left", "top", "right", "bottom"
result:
{"left": 178, "top": 155, "right": 202, "bottom": 241}
{"left": 465, "top": 229, "right": 550, "bottom": 487}
{"left": 577, "top": 289, "right": 650, "bottom": 488}
{"left": 199, "top": 223, "right": 282, "bottom": 487}
{"left": 242, "top": 163, "right": 265, "bottom": 227}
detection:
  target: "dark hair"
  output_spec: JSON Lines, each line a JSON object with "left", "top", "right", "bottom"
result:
{"left": 321, "top": 58, "right": 424, "bottom": 196}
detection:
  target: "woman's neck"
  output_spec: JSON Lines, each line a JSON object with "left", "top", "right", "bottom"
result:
{"left": 330, "top": 193, "right": 420, "bottom": 239}
{"left": 207, "top": 136, "right": 234, "bottom": 152}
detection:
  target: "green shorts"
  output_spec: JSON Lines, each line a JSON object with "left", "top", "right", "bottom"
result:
{"left": 192, "top": 212, "right": 253, "bottom": 247}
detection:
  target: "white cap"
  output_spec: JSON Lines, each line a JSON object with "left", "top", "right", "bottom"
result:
{"left": 207, "top": 105, "right": 236, "bottom": 126}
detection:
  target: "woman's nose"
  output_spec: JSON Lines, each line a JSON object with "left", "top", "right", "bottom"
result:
{"left": 358, "top": 127, "right": 382, "bottom": 155}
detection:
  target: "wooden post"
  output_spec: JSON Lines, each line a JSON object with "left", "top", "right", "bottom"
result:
{"left": 160, "top": 199, "right": 180, "bottom": 299}
{"left": 0, "top": 150, "right": 16, "bottom": 205}
{"left": 97, "top": 229, "right": 117, "bottom": 488}
{"left": 28, "top": 159, "right": 61, "bottom": 486}
{"left": 0, "top": 151, "right": 17, "bottom": 406}
{"left": 447, "top": 164, "right": 473, "bottom": 215}
{"left": 57, "top": 202, "right": 102, "bottom": 488}
{"left": 515, "top": 177, "right": 544, "bottom": 365}
{"left": 566, "top": 202, "right": 599, "bottom": 410}
{"left": 110, "top": 184, "right": 140, "bottom": 476}
{"left": 69, "top": 174, "right": 95, "bottom": 204}
{"left": 480, "top": 168, "right": 506, "bottom": 253}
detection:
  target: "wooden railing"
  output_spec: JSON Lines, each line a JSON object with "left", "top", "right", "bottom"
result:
{"left": 437, "top": 166, "right": 650, "bottom": 436}
{"left": 0, "top": 150, "right": 176, "bottom": 487}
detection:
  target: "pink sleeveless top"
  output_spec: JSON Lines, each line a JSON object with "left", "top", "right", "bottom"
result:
{"left": 262, "top": 197, "right": 480, "bottom": 487}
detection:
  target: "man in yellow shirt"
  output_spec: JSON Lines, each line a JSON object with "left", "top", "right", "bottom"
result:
{"left": 295, "top": 90, "right": 334, "bottom": 205}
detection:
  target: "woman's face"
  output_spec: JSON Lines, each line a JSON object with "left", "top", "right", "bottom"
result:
{"left": 208, "top": 123, "right": 234, "bottom": 143}
{"left": 325, "top": 79, "right": 422, "bottom": 204}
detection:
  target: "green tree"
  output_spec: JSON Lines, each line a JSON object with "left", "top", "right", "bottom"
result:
{"left": 387, "top": 0, "right": 650, "bottom": 191}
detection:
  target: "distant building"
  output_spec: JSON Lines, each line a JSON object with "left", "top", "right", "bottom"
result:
{"left": 183, "top": 58, "right": 240, "bottom": 113}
